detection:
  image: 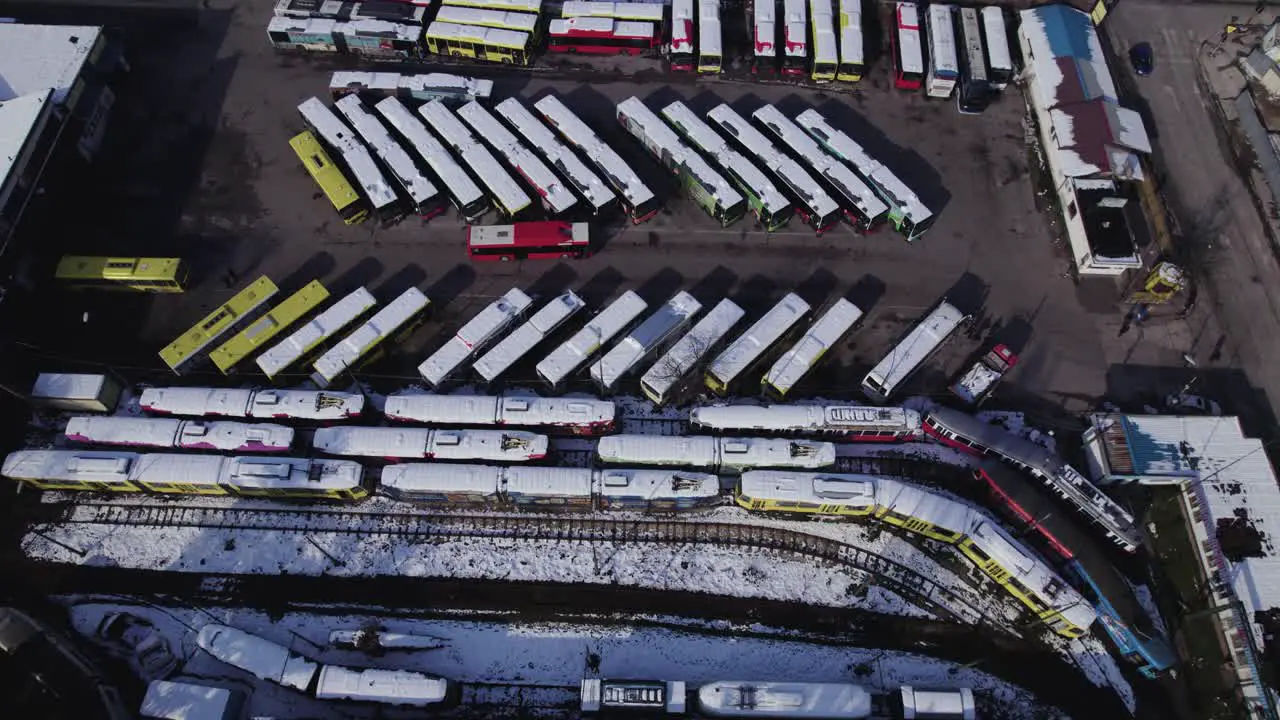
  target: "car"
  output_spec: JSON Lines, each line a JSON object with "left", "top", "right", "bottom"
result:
{"left": 1166, "top": 393, "right": 1223, "bottom": 416}
{"left": 1129, "top": 42, "right": 1154, "bottom": 75}
{"left": 95, "top": 613, "right": 178, "bottom": 681}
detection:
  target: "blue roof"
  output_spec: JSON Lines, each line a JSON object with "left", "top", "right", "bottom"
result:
{"left": 1030, "top": 4, "right": 1099, "bottom": 61}
{"left": 1120, "top": 417, "right": 1198, "bottom": 477}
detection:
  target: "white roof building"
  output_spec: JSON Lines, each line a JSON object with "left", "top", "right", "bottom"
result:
{"left": 1082, "top": 413, "right": 1280, "bottom": 719}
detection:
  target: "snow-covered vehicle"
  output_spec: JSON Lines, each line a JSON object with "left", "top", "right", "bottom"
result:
{"left": 95, "top": 613, "right": 178, "bottom": 681}
{"left": 949, "top": 344, "right": 1017, "bottom": 407}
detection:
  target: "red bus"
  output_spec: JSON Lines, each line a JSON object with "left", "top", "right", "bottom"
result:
{"left": 548, "top": 17, "right": 659, "bottom": 55}
{"left": 466, "top": 222, "right": 592, "bottom": 262}
{"left": 892, "top": 2, "right": 925, "bottom": 90}
{"left": 668, "top": 0, "right": 695, "bottom": 71}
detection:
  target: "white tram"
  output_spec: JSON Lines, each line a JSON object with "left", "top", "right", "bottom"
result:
{"left": 380, "top": 463, "right": 721, "bottom": 512}
{"left": 315, "top": 666, "right": 452, "bottom": 707}
{"left": 139, "top": 387, "right": 365, "bottom": 421}
{"left": 313, "top": 427, "right": 548, "bottom": 461}
{"left": 2, "top": 450, "right": 366, "bottom": 499}
{"left": 689, "top": 404, "right": 923, "bottom": 442}
{"left": 383, "top": 393, "right": 616, "bottom": 434}
{"left": 419, "top": 288, "right": 532, "bottom": 387}
{"left": 697, "top": 681, "right": 872, "bottom": 718}
{"left": 474, "top": 291, "right": 586, "bottom": 384}
{"left": 64, "top": 416, "right": 294, "bottom": 453}
{"left": 596, "top": 435, "right": 836, "bottom": 473}
{"left": 581, "top": 679, "right": 687, "bottom": 713}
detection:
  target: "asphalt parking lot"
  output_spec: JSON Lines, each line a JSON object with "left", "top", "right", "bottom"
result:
{"left": 28, "top": 0, "right": 1204, "bottom": 417}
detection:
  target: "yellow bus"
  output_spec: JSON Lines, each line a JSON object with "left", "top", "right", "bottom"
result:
{"left": 55, "top": 256, "right": 189, "bottom": 293}
{"left": 423, "top": 21, "right": 533, "bottom": 65}
{"left": 289, "top": 130, "right": 369, "bottom": 225}
{"left": 209, "top": 280, "right": 330, "bottom": 374}
{"left": 159, "top": 276, "right": 279, "bottom": 374}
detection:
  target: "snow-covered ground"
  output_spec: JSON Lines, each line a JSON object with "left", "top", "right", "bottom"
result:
{"left": 59, "top": 597, "right": 1070, "bottom": 719}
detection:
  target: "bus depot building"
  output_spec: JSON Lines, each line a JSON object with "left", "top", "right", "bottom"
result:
{"left": 1083, "top": 414, "right": 1280, "bottom": 720}
{"left": 0, "top": 22, "right": 124, "bottom": 291}
{"left": 1018, "top": 4, "right": 1153, "bottom": 277}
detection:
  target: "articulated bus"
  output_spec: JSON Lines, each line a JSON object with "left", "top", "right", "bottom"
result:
{"left": 781, "top": 0, "right": 807, "bottom": 76}
{"left": 547, "top": 18, "right": 659, "bottom": 55}
{"left": 434, "top": 6, "right": 540, "bottom": 40}
{"left": 662, "top": 101, "right": 792, "bottom": 232}
{"left": 159, "top": 276, "right": 279, "bottom": 374}
{"left": 535, "top": 95, "right": 659, "bottom": 223}
{"left": 617, "top": 96, "right": 745, "bottom": 227}
{"left": 669, "top": 0, "right": 695, "bottom": 71}
{"left": 272, "top": 0, "right": 428, "bottom": 24}
{"left": 330, "top": 71, "right": 494, "bottom": 106}
{"left": 334, "top": 94, "right": 446, "bottom": 219}
{"left": 210, "top": 280, "right": 330, "bottom": 374}
{"left": 375, "top": 96, "right": 490, "bottom": 223}
{"left": 708, "top": 104, "right": 840, "bottom": 234}
{"left": 256, "top": 287, "right": 379, "bottom": 380}
{"left": 794, "top": 108, "right": 935, "bottom": 241}
{"left": 423, "top": 22, "right": 533, "bottom": 65}
{"left": 458, "top": 101, "right": 579, "bottom": 217}
{"left": 55, "top": 256, "right": 189, "bottom": 293}
{"left": 311, "top": 287, "right": 430, "bottom": 388}
{"left": 836, "top": 0, "right": 864, "bottom": 81}
{"left": 861, "top": 300, "right": 967, "bottom": 403}
{"left": 266, "top": 17, "right": 424, "bottom": 61}
{"left": 981, "top": 6, "right": 1013, "bottom": 90}
{"left": 924, "top": 3, "right": 958, "bottom": 99}
{"left": 697, "top": 0, "right": 722, "bottom": 73}
{"left": 955, "top": 7, "right": 990, "bottom": 113}
{"left": 289, "top": 131, "right": 369, "bottom": 224}
{"left": 891, "top": 2, "right": 924, "bottom": 89}
{"left": 419, "top": 99, "right": 532, "bottom": 219}
{"left": 809, "top": 0, "right": 837, "bottom": 81}
{"left": 442, "top": 0, "right": 541, "bottom": 13}
{"left": 495, "top": 98, "right": 617, "bottom": 216}
{"left": 753, "top": 105, "right": 887, "bottom": 232}
{"left": 561, "top": 1, "right": 664, "bottom": 22}
{"left": 705, "top": 292, "right": 810, "bottom": 395}
{"left": 752, "top": 0, "right": 777, "bottom": 75}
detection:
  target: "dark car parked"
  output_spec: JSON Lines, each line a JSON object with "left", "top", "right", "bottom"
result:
{"left": 1129, "top": 42, "right": 1154, "bottom": 75}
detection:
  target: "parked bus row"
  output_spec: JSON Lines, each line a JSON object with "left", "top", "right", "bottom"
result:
{"left": 892, "top": 2, "right": 1014, "bottom": 113}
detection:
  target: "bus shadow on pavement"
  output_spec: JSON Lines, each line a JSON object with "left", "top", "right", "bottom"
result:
{"left": 278, "top": 252, "right": 337, "bottom": 295}
{"left": 329, "top": 257, "right": 385, "bottom": 298}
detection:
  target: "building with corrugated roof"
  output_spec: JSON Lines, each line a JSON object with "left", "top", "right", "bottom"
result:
{"left": 1082, "top": 413, "right": 1280, "bottom": 720}
{"left": 1018, "top": 4, "right": 1152, "bottom": 277}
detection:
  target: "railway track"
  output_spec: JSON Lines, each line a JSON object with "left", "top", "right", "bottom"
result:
{"left": 39, "top": 503, "right": 985, "bottom": 625}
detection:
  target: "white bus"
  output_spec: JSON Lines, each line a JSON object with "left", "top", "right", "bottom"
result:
{"left": 457, "top": 101, "right": 578, "bottom": 216}
{"left": 473, "top": 291, "right": 586, "bottom": 383}
{"left": 494, "top": 98, "right": 616, "bottom": 216}
{"left": 419, "top": 288, "right": 532, "bottom": 387}
{"left": 274, "top": 0, "right": 428, "bottom": 23}
{"left": 375, "top": 97, "right": 490, "bottom": 223}
{"left": 793, "top": 108, "right": 934, "bottom": 242}
{"left": 256, "top": 287, "right": 378, "bottom": 380}
{"left": 697, "top": 0, "right": 722, "bottom": 73}
{"left": 641, "top": 298, "right": 744, "bottom": 405}
{"left": 705, "top": 292, "right": 810, "bottom": 394}
{"left": 330, "top": 71, "right": 495, "bottom": 106}
{"left": 752, "top": 104, "right": 887, "bottom": 232}
{"left": 981, "top": 6, "right": 1013, "bottom": 90}
{"left": 561, "top": 1, "right": 664, "bottom": 21}
{"left": 536, "top": 290, "right": 647, "bottom": 386}
{"left": 836, "top": 0, "right": 864, "bottom": 81}
{"left": 418, "top": 99, "right": 532, "bottom": 219}
{"left": 762, "top": 298, "right": 862, "bottom": 399}
{"left": 669, "top": 0, "right": 695, "bottom": 71}
{"left": 661, "top": 101, "right": 792, "bottom": 232}
{"left": 809, "top": 0, "right": 838, "bottom": 81}
{"left": 334, "top": 94, "right": 444, "bottom": 219}
{"left": 752, "top": 0, "right": 777, "bottom": 75}
{"left": 707, "top": 104, "right": 840, "bottom": 235}
{"left": 591, "top": 292, "right": 702, "bottom": 392}
{"left": 311, "top": 288, "right": 430, "bottom": 388}
{"left": 534, "top": 95, "right": 660, "bottom": 223}
{"left": 299, "top": 96, "right": 403, "bottom": 223}
{"left": 955, "top": 7, "right": 990, "bottom": 114}
{"left": 924, "top": 3, "right": 958, "bottom": 99}
{"left": 861, "top": 300, "right": 967, "bottom": 403}
{"left": 617, "top": 96, "right": 745, "bottom": 227}
{"left": 781, "top": 0, "right": 807, "bottom": 76}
